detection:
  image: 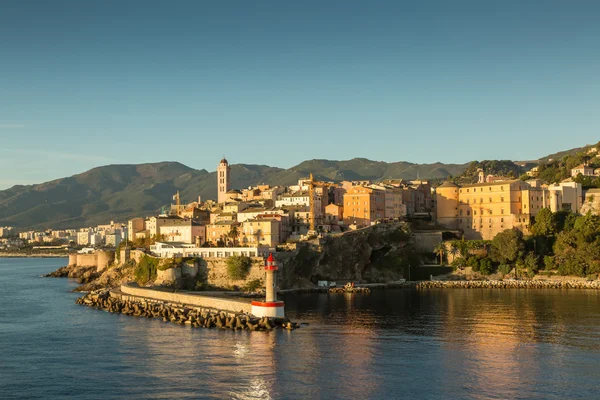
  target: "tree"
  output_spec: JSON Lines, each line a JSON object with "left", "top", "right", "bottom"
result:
{"left": 434, "top": 243, "right": 446, "bottom": 265}
{"left": 530, "top": 208, "right": 556, "bottom": 236}
{"left": 479, "top": 258, "right": 493, "bottom": 275}
{"left": 490, "top": 228, "right": 525, "bottom": 264}
{"left": 225, "top": 255, "right": 252, "bottom": 280}
{"left": 228, "top": 225, "right": 240, "bottom": 247}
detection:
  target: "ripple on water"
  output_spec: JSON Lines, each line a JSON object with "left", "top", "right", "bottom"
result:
{"left": 1, "top": 260, "right": 600, "bottom": 399}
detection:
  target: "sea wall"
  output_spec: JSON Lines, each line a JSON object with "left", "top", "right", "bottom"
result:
{"left": 120, "top": 283, "right": 252, "bottom": 313}
{"left": 417, "top": 280, "right": 600, "bottom": 289}
{"left": 76, "top": 289, "right": 298, "bottom": 331}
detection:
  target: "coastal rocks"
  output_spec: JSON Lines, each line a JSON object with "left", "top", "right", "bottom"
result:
{"left": 281, "top": 222, "right": 410, "bottom": 288}
{"left": 328, "top": 283, "right": 371, "bottom": 294}
{"left": 44, "top": 265, "right": 72, "bottom": 278}
{"left": 416, "top": 280, "right": 600, "bottom": 289}
{"left": 75, "top": 290, "right": 300, "bottom": 332}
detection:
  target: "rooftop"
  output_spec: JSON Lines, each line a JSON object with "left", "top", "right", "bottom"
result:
{"left": 461, "top": 180, "right": 519, "bottom": 188}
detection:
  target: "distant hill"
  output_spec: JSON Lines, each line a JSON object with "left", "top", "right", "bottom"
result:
{"left": 2, "top": 142, "right": 597, "bottom": 230}
{"left": 0, "top": 158, "right": 468, "bottom": 229}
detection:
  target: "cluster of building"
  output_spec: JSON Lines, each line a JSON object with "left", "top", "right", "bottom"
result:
{"left": 13, "top": 221, "right": 127, "bottom": 249}
{"left": 435, "top": 169, "right": 585, "bottom": 240}
{"left": 6, "top": 153, "right": 598, "bottom": 255}
{"left": 127, "top": 158, "right": 433, "bottom": 257}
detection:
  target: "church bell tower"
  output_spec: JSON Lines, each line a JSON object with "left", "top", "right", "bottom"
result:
{"left": 217, "top": 157, "right": 230, "bottom": 203}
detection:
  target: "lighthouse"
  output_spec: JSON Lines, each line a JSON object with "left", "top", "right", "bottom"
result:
{"left": 251, "top": 253, "right": 285, "bottom": 318}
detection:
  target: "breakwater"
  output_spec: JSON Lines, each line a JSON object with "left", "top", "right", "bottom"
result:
{"left": 416, "top": 280, "right": 600, "bottom": 289}
{"left": 0, "top": 253, "right": 68, "bottom": 258}
{"left": 76, "top": 290, "right": 299, "bottom": 331}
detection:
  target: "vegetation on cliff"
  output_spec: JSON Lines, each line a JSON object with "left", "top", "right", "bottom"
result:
{"left": 533, "top": 141, "right": 600, "bottom": 188}
{"left": 225, "top": 255, "right": 252, "bottom": 280}
{"left": 446, "top": 209, "right": 600, "bottom": 279}
{"left": 134, "top": 255, "right": 159, "bottom": 285}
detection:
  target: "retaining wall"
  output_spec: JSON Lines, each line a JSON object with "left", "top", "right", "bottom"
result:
{"left": 201, "top": 257, "right": 265, "bottom": 288}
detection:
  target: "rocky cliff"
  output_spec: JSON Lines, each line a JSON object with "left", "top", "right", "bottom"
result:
{"left": 279, "top": 223, "right": 417, "bottom": 288}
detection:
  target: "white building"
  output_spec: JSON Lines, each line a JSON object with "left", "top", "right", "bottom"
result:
{"left": 149, "top": 242, "right": 269, "bottom": 258}
{"left": 159, "top": 219, "right": 205, "bottom": 245}
{"left": 77, "top": 230, "right": 92, "bottom": 246}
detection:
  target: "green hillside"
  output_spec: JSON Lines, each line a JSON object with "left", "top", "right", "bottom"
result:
{"left": 0, "top": 158, "right": 467, "bottom": 229}
{"left": 2, "top": 142, "right": 597, "bottom": 230}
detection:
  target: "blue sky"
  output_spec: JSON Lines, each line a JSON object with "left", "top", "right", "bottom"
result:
{"left": 1, "top": 1, "right": 599, "bottom": 189}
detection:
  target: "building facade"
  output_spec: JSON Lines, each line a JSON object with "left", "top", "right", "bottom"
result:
{"left": 342, "top": 186, "right": 385, "bottom": 228}
{"left": 435, "top": 180, "right": 583, "bottom": 240}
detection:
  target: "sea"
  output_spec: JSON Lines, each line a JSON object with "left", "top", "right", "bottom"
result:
{"left": 1, "top": 258, "right": 599, "bottom": 400}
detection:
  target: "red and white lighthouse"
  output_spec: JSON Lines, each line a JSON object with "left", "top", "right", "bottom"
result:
{"left": 251, "top": 253, "right": 285, "bottom": 318}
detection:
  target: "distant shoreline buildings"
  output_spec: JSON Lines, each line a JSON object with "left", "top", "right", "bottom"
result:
{"left": 5, "top": 151, "right": 599, "bottom": 254}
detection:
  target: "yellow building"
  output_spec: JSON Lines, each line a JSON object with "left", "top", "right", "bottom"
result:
{"left": 241, "top": 218, "right": 280, "bottom": 247}
{"left": 436, "top": 180, "right": 547, "bottom": 240}
{"left": 206, "top": 221, "right": 238, "bottom": 246}
{"left": 325, "top": 203, "right": 344, "bottom": 224}
{"left": 342, "top": 186, "right": 385, "bottom": 228}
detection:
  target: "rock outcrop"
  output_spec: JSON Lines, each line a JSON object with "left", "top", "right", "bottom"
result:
{"left": 280, "top": 222, "right": 415, "bottom": 288}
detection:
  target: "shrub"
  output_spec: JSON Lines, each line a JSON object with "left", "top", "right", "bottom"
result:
{"left": 479, "top": 258, "right": 493, "bottom": 275}
{"left": 466, "top": 256, "right": 480, "bottom": 272}
{"left": 243, "top": 279, "right": 263, "bottom": 292}
{"left": 544, "top": 255, "right": 555, "bottom": 271}
{"left": 498, "top": 263, "right": 511, "bottom": 275}
{"left": 451, "top": 257, "right": 467, "bottom": 269}
{"left": 134, "top": 255, "right": 159, "bottom": 285}
{"left": 226, "top": 255, "right": 252, "bottom": 280}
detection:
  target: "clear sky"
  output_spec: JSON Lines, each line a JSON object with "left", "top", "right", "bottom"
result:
{"left": 1, "top": 1, "right": 599, "bottom": 189}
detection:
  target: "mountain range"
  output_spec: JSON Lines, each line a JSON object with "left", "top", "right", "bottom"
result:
{"left": 0, "top": 144, "right": 593, "bottom": 230}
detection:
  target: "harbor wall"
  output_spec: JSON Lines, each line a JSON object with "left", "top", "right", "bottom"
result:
{"left": 119, "top": 283, "right": 252, "bottom": 313}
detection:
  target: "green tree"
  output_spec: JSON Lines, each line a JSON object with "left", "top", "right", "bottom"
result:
{"left": 225, "top": 255, "right": 252, "bottom": 280}
{"left": 490, "top": 228, "right": 525, "bottom": 264}
{"left": 479, "top": 258, "right": 493, "bottom": 275}
{"left": 530, "top": 208, "right": 556, "bottom": 236}
{"left": 228, "top": 225, "right": 240, "bottom": 247}
{"left": 433, "top": 242, "right": 447, "bottom": 265}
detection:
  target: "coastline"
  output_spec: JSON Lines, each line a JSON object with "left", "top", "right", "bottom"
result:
{"left": 281, "top": 279, "right": 600, "bottom": 293}
{"left": 0, "top": 253, "right": 68, "bottom": 258}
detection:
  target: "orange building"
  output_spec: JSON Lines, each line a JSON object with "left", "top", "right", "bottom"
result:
{"left": 342, "top": 186, "right": 385, "bottom": 228}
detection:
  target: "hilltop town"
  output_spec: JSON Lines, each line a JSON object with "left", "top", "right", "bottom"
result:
{"left": 2, "top": 144, "right": 600, "bottom": 258}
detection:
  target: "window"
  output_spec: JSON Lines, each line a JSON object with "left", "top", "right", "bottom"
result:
{"left": 501, "top": 208, "right": 504, "bottom": 214}
{"left": 459, "top": 209, "right": 463, "bottom": 216}
{"left": 489, "top": 197, "right": 492, "bottom": 203}
{"left": 501, "top": 217, "right": 504, "bottom": 222}
{"left": 467, "top": 210, "right": 471, "bottom": 216}
{"left": 474, "top": 210, "right": 477, "bottom": 216}
{"left": 501, "top": 197, "right": 504, "bottom": 202}
{"left": 480, "top": 198, "right": 483, "bottom": 203}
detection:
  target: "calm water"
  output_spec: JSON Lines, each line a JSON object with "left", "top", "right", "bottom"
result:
{"left": 1, "top": 258, "right": 600, "bottom": 399}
